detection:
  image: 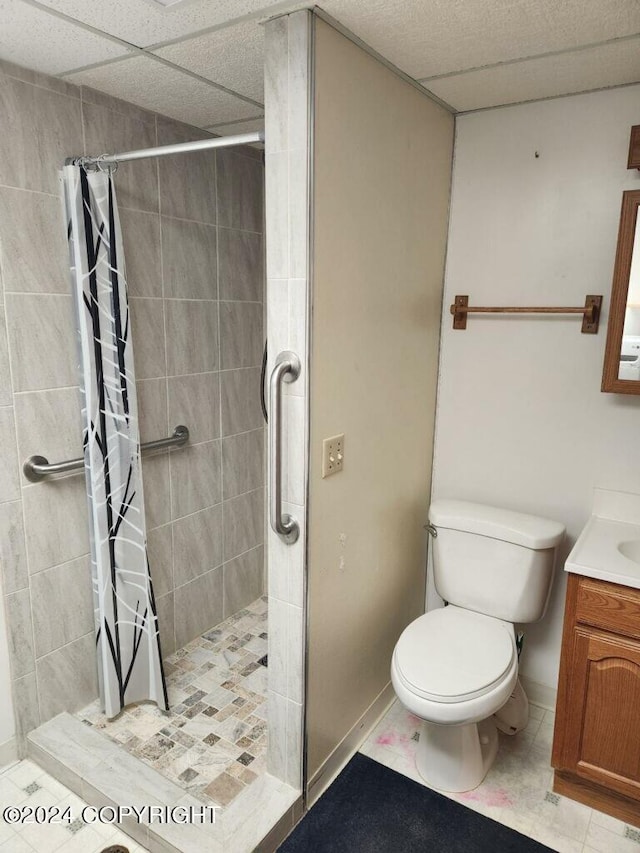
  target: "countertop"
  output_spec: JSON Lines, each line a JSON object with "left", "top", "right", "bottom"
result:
{"left": 565, "top": 514, "right": 640, "bottom": 590}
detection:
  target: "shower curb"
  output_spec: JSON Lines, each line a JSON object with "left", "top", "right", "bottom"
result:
{"left": 27, "top": 713, "right": 300, "bottom": 853}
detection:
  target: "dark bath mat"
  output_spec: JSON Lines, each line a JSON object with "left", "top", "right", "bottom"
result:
{"left": 99, "top": 846, "right": 129, "bottom": 853}
{"left": 278, "top": 753, "right": 554, "bottom": 853}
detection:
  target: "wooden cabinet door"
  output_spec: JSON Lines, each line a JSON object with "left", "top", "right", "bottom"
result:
{"left": 563, "top": 627, "right": 640, "bottom": 801}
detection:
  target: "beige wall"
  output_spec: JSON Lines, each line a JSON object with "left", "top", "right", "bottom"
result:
{"left": 431, "top": 83, "right": 640, "bottom": 701}
{"left": 306, "top": 19, "right": 454, "bottom": 781}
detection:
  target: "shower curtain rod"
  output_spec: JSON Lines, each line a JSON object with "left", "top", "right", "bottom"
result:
{"left": 78, "top": 130, "right": 265, "bottom": 166}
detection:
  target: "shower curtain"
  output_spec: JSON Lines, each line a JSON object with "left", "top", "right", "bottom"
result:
{"left": 63, "top": 163, "right": 168, "bottom": 718}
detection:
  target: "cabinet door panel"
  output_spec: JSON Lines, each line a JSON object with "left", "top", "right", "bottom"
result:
{"left": 582, "top": 658, "right": 640, "bottom": 779}
{"left": 569, "top": 630, "right": 640, "bottom": 799}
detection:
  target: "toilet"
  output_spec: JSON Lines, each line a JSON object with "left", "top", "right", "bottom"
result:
{"left": 391, "top": 499, "right": 564, "bottom": 793}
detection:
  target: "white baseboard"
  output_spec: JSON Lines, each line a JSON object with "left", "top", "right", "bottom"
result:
{"left": 520, "top": 675, "right": 557, "bottom": 712}
{"left": 307, "top": 681, "right": 395, "bottom": 806}
{"left": 0, "top": 737, "right": 18, "bottom": 770}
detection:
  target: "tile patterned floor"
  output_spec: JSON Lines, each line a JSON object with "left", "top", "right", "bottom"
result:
{"left": 360, "top": 699, "right": 640, "bottom": 853}
{"left": 0, "top": 759, "right": 149, "bottom": 853}
{"left": 78, "top": 596, "right": 268, "bottom": 809}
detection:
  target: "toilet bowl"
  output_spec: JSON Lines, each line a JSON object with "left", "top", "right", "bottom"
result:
{"left": 391, "top": 499, "right": 564, "bottom": 793}
{"left": 391, "top": 606, "right": 518, "bottom": 791}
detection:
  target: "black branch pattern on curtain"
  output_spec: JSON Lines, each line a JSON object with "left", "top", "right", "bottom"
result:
{"left": 64, "top": 163, "right": 168, "bottom": 717}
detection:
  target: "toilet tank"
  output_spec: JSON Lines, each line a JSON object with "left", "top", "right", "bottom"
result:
{"left": 429, "top": 500, "right": 565, "bottom": 623}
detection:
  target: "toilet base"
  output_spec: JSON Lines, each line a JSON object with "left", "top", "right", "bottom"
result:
{"left": 415, "top": 717, "right": 498, "bottom": 793}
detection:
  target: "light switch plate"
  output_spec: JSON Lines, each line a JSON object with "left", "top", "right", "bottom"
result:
{"left": 322, "top": 434, "right": 344, "bottom": 478}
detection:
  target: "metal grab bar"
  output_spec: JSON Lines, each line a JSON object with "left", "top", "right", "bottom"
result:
{"left": 23, "top": 425, "right": 190, "bottom": 483}
{"left": 269, "top": 351, "right": 301, "bottom": 544}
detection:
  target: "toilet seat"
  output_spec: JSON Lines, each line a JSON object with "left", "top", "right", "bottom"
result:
{"left": 393, "top": 606, "right": 515, "bottom": 703}
{"left": 391, "top": 606, "right": 519, "bottom": 726}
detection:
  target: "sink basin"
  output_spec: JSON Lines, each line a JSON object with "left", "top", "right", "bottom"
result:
{"left": 566, "top": 515, "right": 640, "bottom": 589}
{"left": 619, "top": 540, "right": 640, "bottom": 565}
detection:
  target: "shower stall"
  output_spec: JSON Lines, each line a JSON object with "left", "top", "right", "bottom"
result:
{"left": 54, "top": 128, "right": 272, "bottom": 763}
{"left": 20, "top": 119, "right": 297, "bottom": 821}
{"left": 5, "top": 21, "right": 310, "bottom": 847}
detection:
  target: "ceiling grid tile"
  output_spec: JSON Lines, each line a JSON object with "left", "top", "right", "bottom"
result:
{"left": 1, "top": 0, "right": 640, "bottom": 125}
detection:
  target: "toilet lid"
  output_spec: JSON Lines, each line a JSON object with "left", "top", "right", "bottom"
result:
{"left": 393, "top": 607, "right": 515, "bottom": 703}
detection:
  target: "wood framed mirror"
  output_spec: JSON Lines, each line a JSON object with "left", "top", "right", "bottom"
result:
{"left": 602, "top": 189, "right": 640, "bottom": 394}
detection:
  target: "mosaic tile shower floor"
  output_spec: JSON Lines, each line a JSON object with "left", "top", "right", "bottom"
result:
{"left": 77, "top": 597, "right": 268, "bottom": 809}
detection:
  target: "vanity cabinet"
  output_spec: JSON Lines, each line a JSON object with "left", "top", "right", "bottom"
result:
{"left": 552, "top": 573, "right": 640, "bottom": 826}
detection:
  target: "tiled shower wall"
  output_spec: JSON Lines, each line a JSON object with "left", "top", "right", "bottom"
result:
{"left": 0, "top": 58, "right": 265, "bottom": 741}
{"left": 264, "top": 10, "right": 311, "bottom": 791}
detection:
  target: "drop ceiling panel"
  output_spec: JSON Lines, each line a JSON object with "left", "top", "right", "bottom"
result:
{"left": 0, "top": 0, "right": 133, "bottom": 75}
{"left": 66, "top": 55, "right": 259, "bottom": 127}
{"left": 4, "top": 0, "right": 640, "bottom": 121}
{"left": 32, "top": 0, "right": 281, "bottom": 49}
{"left": 154, "top": 19, "right": 264, "bottom": 102}
{"left": 426, "top": 38, "right": 640, "bottom": 112}
{"left": 321, "top": 0, "right": 640, "bottom": 79}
